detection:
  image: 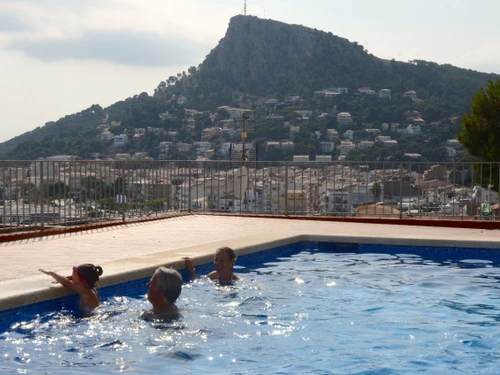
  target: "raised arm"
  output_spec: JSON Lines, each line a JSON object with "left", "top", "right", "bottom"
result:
{"left": 183, "top": 257, "right": 197, "bottom": 280}
{"left": 39, "top": 269, "right": 86, "bottom": 294}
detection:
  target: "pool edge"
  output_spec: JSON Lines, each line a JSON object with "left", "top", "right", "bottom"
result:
{"left": 1, "top": 232, "right": 500, "bottom": 319}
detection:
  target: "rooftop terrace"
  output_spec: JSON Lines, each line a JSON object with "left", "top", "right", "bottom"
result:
{"left": 1, "top": 214, "right": 500, "bottom": 314}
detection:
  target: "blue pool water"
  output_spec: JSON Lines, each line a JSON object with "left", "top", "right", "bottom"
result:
{"left": 1, "top": 242, "right": 500, "bottom": 374}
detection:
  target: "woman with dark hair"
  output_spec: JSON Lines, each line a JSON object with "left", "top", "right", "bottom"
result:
{"left": 39, "top": 264, "right": 103, "bottom": 315}
{"left": 184, "top": 246, "right": 241, "bottom": 284}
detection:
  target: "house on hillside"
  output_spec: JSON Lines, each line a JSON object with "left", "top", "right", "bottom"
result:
{"left": 407, "top": 124, "right": 421, "bottom": 134}
{"left": 295, "top": 110, "right": 313, "bottom": 118}
{"left": 315, "top": 155, "right": 332, "bottom": 162}
{"left": 383, "top": 140, "right": 398, "bottom": 147}
{"left": 343, "top": 130, "right": 355, "bottom": 140}
{"left": 337, "top": 112, "right": 353, "bottom": 126}
{"left": 113, "top": 134, "right": 128, "bottom": 147}
{"left": 339, "top": 141, "right": 355, "bottom": 156}
{"left": 379, "top": 89, "right": 392, "bottom": 98}
{"left": 284, "top": 95, "right": 300, "bottom": 103}
{"left": 100, "top": 131, "right": 113, "bottom": 143}
{"left": 293, "top": 155, "right": 309, "bottom": 163}
{"left": 265, "top": 99, "right": 279, "bottom": 106}
{"left": 404, "top": 90, "right": 418, "bottom": 101}
{"left": 358, "top": 141, "right": 374, "bottom": 150}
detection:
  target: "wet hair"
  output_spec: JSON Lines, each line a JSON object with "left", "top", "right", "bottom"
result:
{"left": 217, "top": 246, "right": 236, "bottom": 261}
{"left": 77, "top": 264, "right": 103, "bottom": 288}
{"left": 155, "top": 267, "right": 182, "bottom": 303}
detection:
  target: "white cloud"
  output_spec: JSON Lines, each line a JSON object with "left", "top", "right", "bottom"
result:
{"left": 0, "top": 0, "right": 499, "bottom": 145}
{"left": 1, "top": 0, "right": 236, "bottom": 43}
{"left": 0, "top": 50, "right": 183, "bottom": 143}
{"left": 7, "top": 29, "right": 210, "bottom": 67}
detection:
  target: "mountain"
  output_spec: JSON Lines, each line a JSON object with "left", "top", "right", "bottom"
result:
{"left": 1, "top": 15, "right": 498, "bottom": 160}
{"left": 174, "top": 15, "right": 497, "bottom": 111}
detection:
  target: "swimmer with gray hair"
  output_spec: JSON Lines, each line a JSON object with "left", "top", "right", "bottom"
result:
{"left": 141, "top": 267, "right": 183, "bottom": 320}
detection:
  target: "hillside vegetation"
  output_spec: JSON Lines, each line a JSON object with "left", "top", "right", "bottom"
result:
{"left": 1, "top": 15, "right": 497, "bottom": 161}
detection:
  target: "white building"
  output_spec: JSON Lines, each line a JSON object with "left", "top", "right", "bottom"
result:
{"left": 327, "top": 129, "right": 339, "bottom": 141}
{"left": 295, "top": 110, "right": 313, "bottom": 117}
{"left": 343, "top": 130, "right": 355, "bottom": 140}
{"left": 100, "top": 131, "right": 114, "bottom": 142}
{"left": 281, "top": 141, "right": 295, "bottom": 151}
{"left": 376, "top": 135, "right": 391, "bottom": 142}
{"left": 407, "top": 125, "right": 421, "bottom": 134}
{"left": 339, "top": 141, "right": 356, "bottom": 156}
{"left": 284, "top": 95, "right": 300, "bottom": 103}
{"left": 446, "top": 139, "right": 462, "bottom": 149}
{"left": 358, "top": 141, "right": 374, "bottom": 150}
{"left": 383, "top": 140, "right": 398, "bottom": 147}
{"left": 216, "top": 106, "right": 250, "bottom": 119}
{"left": 379, "top": 89, "right": 392, "bottom": 98}
{"left": 194, "top": 141, "right": 212, "bottom": 153}
{"left": 289, "top": 126, "right": 301, "bottom": 139}
{"left": 404, "top": 90, "right": 417, "bottom": 100}
{"left": 358, "top": 87, "right": 376, "bottom": 95}
{"left": 220, "top": 142, "right": 232, "bottom": 157}
{"left": 445, "top": 147, "right": 457, "bottom": 160}
{"left": 159, "top": 141, "right": 172, "bottom": 157}
{"left": 404, "top": 153, "right": 422, "bottom": 160}
{"left": 113, "top": 134, "right": 128, "bottom": 147}
{"left": 266, "top": 141, "right": 281, "bottom": 151}
{"left": 315, "top": 155, "right": 332, "bottom": 162}
{"left": 293, "top": 155, "right": 310, "bottom": 163}
{"left": 365, "top": 129, "right": 380, "bottom": 137}
{"left": 337, "top": 112, "right": 353, "bottom": 126}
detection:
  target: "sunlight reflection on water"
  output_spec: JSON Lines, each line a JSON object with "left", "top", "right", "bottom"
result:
{"left": 2, "top": 250, "right": 500, "bottom": 374}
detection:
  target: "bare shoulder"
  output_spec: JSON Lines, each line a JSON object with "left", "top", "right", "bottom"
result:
{"left": 80, "top": 288, "right": 100, "bottom": 310}
{"left": 207, "top": 271, "right": 218, "bottom": 280}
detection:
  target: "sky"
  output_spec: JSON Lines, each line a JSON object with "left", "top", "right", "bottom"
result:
{"left": 1, "top": 0, "right": 499, "bottom": 143}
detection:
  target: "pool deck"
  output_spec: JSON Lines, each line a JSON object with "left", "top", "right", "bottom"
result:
{"left": 1, "top": 214, "right": 500, "bottom": 312}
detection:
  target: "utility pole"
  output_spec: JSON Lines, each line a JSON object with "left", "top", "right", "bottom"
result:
{"left": 241, "top": 113, "right": 249, "bottom": 165}
{"left": 244, "top": 0, "right": 247, "bottom": 16}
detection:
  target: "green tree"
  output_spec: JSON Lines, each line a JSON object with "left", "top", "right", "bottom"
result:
{"left": 458, "top": 80, "right": 500, "bottom": 161}
{"left": 45, "top": 182, "right": 70, "bottom": 199}
{"left": 458, "top": 80, "right": 500, "bottom": 190}
{"left": 81, "top": 176, "right": 108, "bottom": 200}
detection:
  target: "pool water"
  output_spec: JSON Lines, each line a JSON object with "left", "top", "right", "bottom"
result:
{"left": 1, "top": 246, "right": 500, "bottom": 374}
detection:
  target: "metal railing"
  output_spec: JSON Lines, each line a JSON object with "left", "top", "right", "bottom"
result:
{"left": 0, "top": 159, "right": 498, "bottom": 231}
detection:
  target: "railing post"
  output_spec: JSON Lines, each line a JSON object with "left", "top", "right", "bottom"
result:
{"left": 122, "top": 162, "right": 125, "bottom": 222}
{"left": 399, "top": 163, "right": 403, "bottom": 219}
{"left": 188, "top": 161, "right": 192, "bottom": 213}
{"left": 2, "top": 164, "right": 5, "bottom": 229}
{"left": 399, "top": 162, "right": 403, "bottom": 219}
{"left": 40, "top": 161, "right": 44, "bottom": 231}
{"left": 285, "top": 162, "right": 289, "bottom": 216}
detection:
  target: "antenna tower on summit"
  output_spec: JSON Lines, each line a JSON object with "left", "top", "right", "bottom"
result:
{"left": 244, "top": 0, "right": 247, "bottom": 15}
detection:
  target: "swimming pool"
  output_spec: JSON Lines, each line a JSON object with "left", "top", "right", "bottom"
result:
{"left": 1, "top": 242, "right": 500, "bottom": 374}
